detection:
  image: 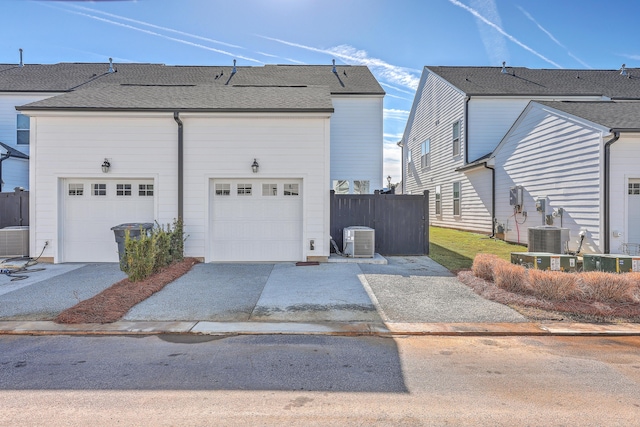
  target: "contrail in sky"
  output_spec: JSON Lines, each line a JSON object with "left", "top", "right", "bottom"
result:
{"left": 517, "top": 5, "right": 591, "bottom": 68}
{"left": 68, "top": 4, "right": 244, "bottom": 50}
{"left": 258, "top": 36, "right": 421, "bottom": 90}
{"left": 43, "top": 2, "right": 262, "bottom": 64}
{"left": 447, "top": 0, "right": 562, "bottom": 68}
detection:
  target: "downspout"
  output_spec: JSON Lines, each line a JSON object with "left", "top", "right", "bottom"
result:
{"left": 603, "top": 131, "right": 620, "bottom": 254}
{"left": 464, "top": 96, "right": 470, "bottom": 164}
{"left": 483, "top": 162, "right": 496, "bottom": 237}
{"left": 173, "top": 112, "right": 184, "bottom": 220}
{"left": 0, "top": 152, "right": 10, "bottom": 192}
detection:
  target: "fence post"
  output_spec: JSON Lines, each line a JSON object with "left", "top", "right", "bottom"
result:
{"left": 423, "top": 190, "right": 430, "bottom": 255}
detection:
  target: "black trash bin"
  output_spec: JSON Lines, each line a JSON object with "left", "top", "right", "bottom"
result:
{"left": 111, "top": 223, "right": 154, "bottom": 267}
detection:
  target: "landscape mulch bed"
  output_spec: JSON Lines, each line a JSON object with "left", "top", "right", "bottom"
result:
{"left": 458, "top": 270, "right": 640, "bottom": 323}
{"left": 55, "top": 257, "right": 200, "bottom": 324}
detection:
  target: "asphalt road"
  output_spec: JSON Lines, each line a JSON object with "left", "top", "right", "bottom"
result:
{"left": 1, "top": 334, "right": 639, "bottom": 426}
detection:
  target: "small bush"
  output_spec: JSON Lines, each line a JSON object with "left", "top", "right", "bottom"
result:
{"left": 578, "top": 271, "right": 636, "bottom": 303}
{"left": 120, "top": 218, "right": 186, "bottom": 282}
{"left": 472, "top": 253, "right": 502, "bottom": 281}
{"left": 527, "top": 269, "right": 581, "bottom": 301}
{"left": 493, "top": 262, "right": 531, "bottom": 294}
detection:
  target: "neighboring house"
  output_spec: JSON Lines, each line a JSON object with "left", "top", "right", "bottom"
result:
{"left": 0, "top": 142, "right": 28, "bottom": 192}
{"left": 400, "top": 64, "right": 640, "bottom": 254}
{"left": 10, "top": 61, "right": 384, "bottom": 263}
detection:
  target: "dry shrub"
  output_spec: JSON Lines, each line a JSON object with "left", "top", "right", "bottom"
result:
{"left": 578, "top": 271, "right": 636, "bottom": 303}
{"left": 493, "top": 262, "right": 531, "bottom": 294}
{"left": 472, "top": 253, "right": 503, "bottom": 281}
{"left": 527, "top": 269, "right": 581, "bottom": 301}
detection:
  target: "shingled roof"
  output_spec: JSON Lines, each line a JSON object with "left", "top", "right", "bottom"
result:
{"left": 4, "top": 62, "right": 382, "bottom": 112}
{"left": 426, "top": 66, "right": 640, "bottom": 99}
{"left": 535, "top": 100, "right": 640, "bottom": 131}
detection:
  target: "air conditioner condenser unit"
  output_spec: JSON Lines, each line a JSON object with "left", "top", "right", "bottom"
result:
{"left": 343, "top": 226, "right": 375, "bottom": 258}
{"left": 0, "top": 226, "right": 29, "bottom": 257}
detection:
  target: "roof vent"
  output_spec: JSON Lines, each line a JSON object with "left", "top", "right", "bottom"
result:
{"left": 108, "top": 57, "right": 114, "bottom": 73}
{"left": 501, "top": 61, "right": 508, "bottom": 74}
{"left": 19, "top": 48, "right": 23, "bottom": 68}
{"left": 620, "top": 64, "right": 628, "bottom": 76}
{"left": 232, "top": 59, "right": 237, "bottom": 74}
{"left": 332, "top": 59, "right": 337, "bottom": 74}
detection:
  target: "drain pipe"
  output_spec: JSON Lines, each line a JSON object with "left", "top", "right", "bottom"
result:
{"left": 483, "top": 162, "right": 496, "bottom": 237}
{"left": 173, "top": 112, "right": 184, "bottom": 220}
{"left": 464, "top": 96, "right": 470, "bottom": 164}
{"left": 603, "top": 131, "right": 620, "bottom": 254}
{"left": 0, "top": 152, "right": 10, "bottom": 192}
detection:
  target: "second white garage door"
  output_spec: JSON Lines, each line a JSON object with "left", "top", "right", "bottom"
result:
{"left": 62, "top": 179, "right": 155, "bottom": 262}
{"left": 210, "top": 179, "right": 303, "bottom": 261}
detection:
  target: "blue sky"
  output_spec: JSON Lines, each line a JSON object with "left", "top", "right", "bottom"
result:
{"left": 2, "top": 0, "right": 640, "bottom": 183}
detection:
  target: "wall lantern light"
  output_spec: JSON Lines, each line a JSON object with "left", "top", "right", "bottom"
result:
{"left": 387, "top": 175, "right": 392, "bottom": 188}
{"left": 251, "top": 158, "right": 259, "bottom": 173}
{"left": 101, "top": 158, "right": 111, "bottom": 173}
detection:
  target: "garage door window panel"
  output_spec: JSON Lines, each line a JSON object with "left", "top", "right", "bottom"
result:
{"left": 139, "top": 184, "right": 154, "bottom": 196}
{"left": 69, "top": 183, "right": 84, "bottom": 196}
{"left": 238, "top": 184, "right": 252, "bottom": 196}
{"left": 263, "top": 183, "right": 277, "bottom": 196}
{"left": 93, "top": 183, "right": 107, "bottom": 196}
{"left": 117, "top": 184, "right": 132, "bottom": 196}
{"left": 284, "top": 183, "right": 299, "bottom": 196}
{"left": 215, "top": 183, "right": 230, "bottom": 196}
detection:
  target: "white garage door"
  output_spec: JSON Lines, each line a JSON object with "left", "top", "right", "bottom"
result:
{"left": 210, "top": 179, "right": 303, "bottom": 261}
{"left": 629, "top": 179, "right": 640, "bottom": 244}
{"left": 62, "top": 179, "right": 155, "bottom": 262}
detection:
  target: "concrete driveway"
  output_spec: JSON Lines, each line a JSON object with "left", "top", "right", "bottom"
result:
{"left": 0, "top": 256, "right": 526, "bottom": 324}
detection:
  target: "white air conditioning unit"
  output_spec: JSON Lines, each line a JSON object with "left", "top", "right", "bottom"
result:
{"left": 343, "top": 226, "right": 375, "bottom": 258}
{"left": 528, "top": 226, "right": 569, "bottom": 254}
{"left": 0, "top": 226, "right": 29, "bottom": 257}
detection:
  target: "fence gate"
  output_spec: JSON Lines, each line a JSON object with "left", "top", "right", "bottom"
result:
{"left": 330, "top": 190, "right": 429, "bottom": 255}
{"left": 0, "top": 191, "right": 29, "bottom": 229}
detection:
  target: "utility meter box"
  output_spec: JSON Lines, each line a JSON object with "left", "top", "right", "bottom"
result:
{"left": 511, "top": 252, "right": 578, "bottom": 272}
{"left": 509, "top": 186, "right": 523, "bottom": 210}
{"left": 582, "top": 254, "right": 638, "bottom": 273}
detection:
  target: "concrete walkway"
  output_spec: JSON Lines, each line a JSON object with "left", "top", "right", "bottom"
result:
{"left": 1, "top": 256, "right": 639, "bottom": 336}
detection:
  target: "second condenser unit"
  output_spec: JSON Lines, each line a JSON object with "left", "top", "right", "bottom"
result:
{"left": 343, "top": 226, "right": 375, "bottom": 258}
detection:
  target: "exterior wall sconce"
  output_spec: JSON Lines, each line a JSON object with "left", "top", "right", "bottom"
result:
{"left": 251, "top": 158, "right": 259, "bottom": 173}
{"left": 101, "top": 158, "right": 111, "bottom": 173}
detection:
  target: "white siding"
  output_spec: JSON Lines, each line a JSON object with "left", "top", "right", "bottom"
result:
{"left": 609, "top": 133, "right": 640, "bottom": 253}
{"left": 28, "top": 112, "right": 330, "bottom": 263}
{"left": 468, "top": 98, "right": 530, "bottom": 161}
{"left": 493, "top": 104, "right": 604, "bottom": 252}
{"left": 404, "top": 71, "right": 493, "bottom": 233}
{"left": 0, "top": 93, "right": 57, "bottom": 155}
{"left": 330, "top": 96, "right": 383, "bottom": 192}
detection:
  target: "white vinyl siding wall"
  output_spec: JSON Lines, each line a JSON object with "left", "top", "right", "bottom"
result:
{"left": 330, "top": 96, "right": 383, "bottom": 192}
{"left": 405, "top": 71, "right": 492, "bottom": 232}
{"left": 28, "top": 112, "right": 330, "bottom": 262}
{"left": 609, "top": 133, "right": 640, "bottom": 252}
{"left": 493, "top": 103, "right": 605, "bottom": 252}
{"left": 0, "top": 93, "right": 56, "bottom": 155}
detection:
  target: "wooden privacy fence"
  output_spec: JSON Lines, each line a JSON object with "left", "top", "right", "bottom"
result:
{"left": 0, "top": 191, "right": 29, "bottom": 228}
{"left": 330, "top": 190, "right": 429, "bottom": 256}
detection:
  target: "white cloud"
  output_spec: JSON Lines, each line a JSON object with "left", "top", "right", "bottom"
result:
{"left": 384, "top": 109, "right": 410, "bottom": 121}
{"left": 447, "top": 0, "right": 562, "bottom": 68}
{"left": 470, "top": 0, "right": 509, "bottom": 65}
{"left": 379, "top": 82, "right": 416, "bottom": 95}
{"left": 258, "top": 36, "right": 421, "bottom": 90}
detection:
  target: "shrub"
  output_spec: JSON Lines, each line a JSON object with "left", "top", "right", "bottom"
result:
{"left": 578, "top": 271, "right": 636, "bottom": 303}
{"left": 493, "top": 262, "right": 531, "bottom": 294}
{"left": 527, "top": 269, "right": 581, "bottom": 301}
{"left": 472, "top": 253, "right": 502, "bottom": 281}
{"left": 120, "top": 218, "right": 186, "bottom": 282}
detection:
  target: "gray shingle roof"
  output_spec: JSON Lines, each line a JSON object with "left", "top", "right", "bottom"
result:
{"left": 535, "top": 100, "right": 640, "bottom": 131}
{"left": 427, "top": 66, "right": 640, "bottom": 99}
{"left": 3, "top": 62, "right": 382, "bottom": 112}
{"left": 0, "top": 142, "right": 29, "bottom": 159}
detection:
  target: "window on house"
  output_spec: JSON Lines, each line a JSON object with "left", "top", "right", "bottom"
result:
{"left": 629, "top": 182, "right": 640, "bottom": 195}
{"left": 353, "top": 180, "right": 370, "bottom": 194}
{"left": 284, "top": 183, "right": 299, "bottom": 196}
{"left": 407, "top": 147, "right": 413, "bottom": 176}
{"left": 453, "top": 182, "right": 461, "bottom": 215}
{"left": 139, "top": 184, "right": 154, "bottom": 196}
{"left": 68, "top": 183, "right": 84, "bottom": 196}
{"left": 17, "top": 114, "right": 30, "bottom": 145}
{"left": 237, "top": 183, "right": 252, "bottom": 196}
{"left": 452, "top": 120, "right": 461, "bottom": 157}
{"left": 435, "top": 185, "right": 441, "bottom": 215}
{"left": 116, "top": 184, "right": 132, "bottom": 196}
{"left": 262, "top": 183, "right": 277, "bottom": 196}
{"left": 421, "top": 139, "right": 430, "bottom": 169}
{"left": 215, "top": 183, "right": 230, "bottom": 196}
{"left": 92, "top": 183, "right": 107, "bottom": 196}
{"left": 333, "top": 180, "right": 349, "bottom": 194}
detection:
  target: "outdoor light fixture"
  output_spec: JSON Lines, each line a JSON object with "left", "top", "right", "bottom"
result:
{"left": 387, "top": 175, "right": 392, "bottom": 188}
{"left": 101, "top": 158, "right": 111, "bottom": 173}
{"left": 251, "top": 158, "right": 259, "bottom": 173}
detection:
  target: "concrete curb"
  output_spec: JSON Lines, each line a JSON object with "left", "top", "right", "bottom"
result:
{"left": 1, "top": 320, "right": 639, "bottom": 337}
